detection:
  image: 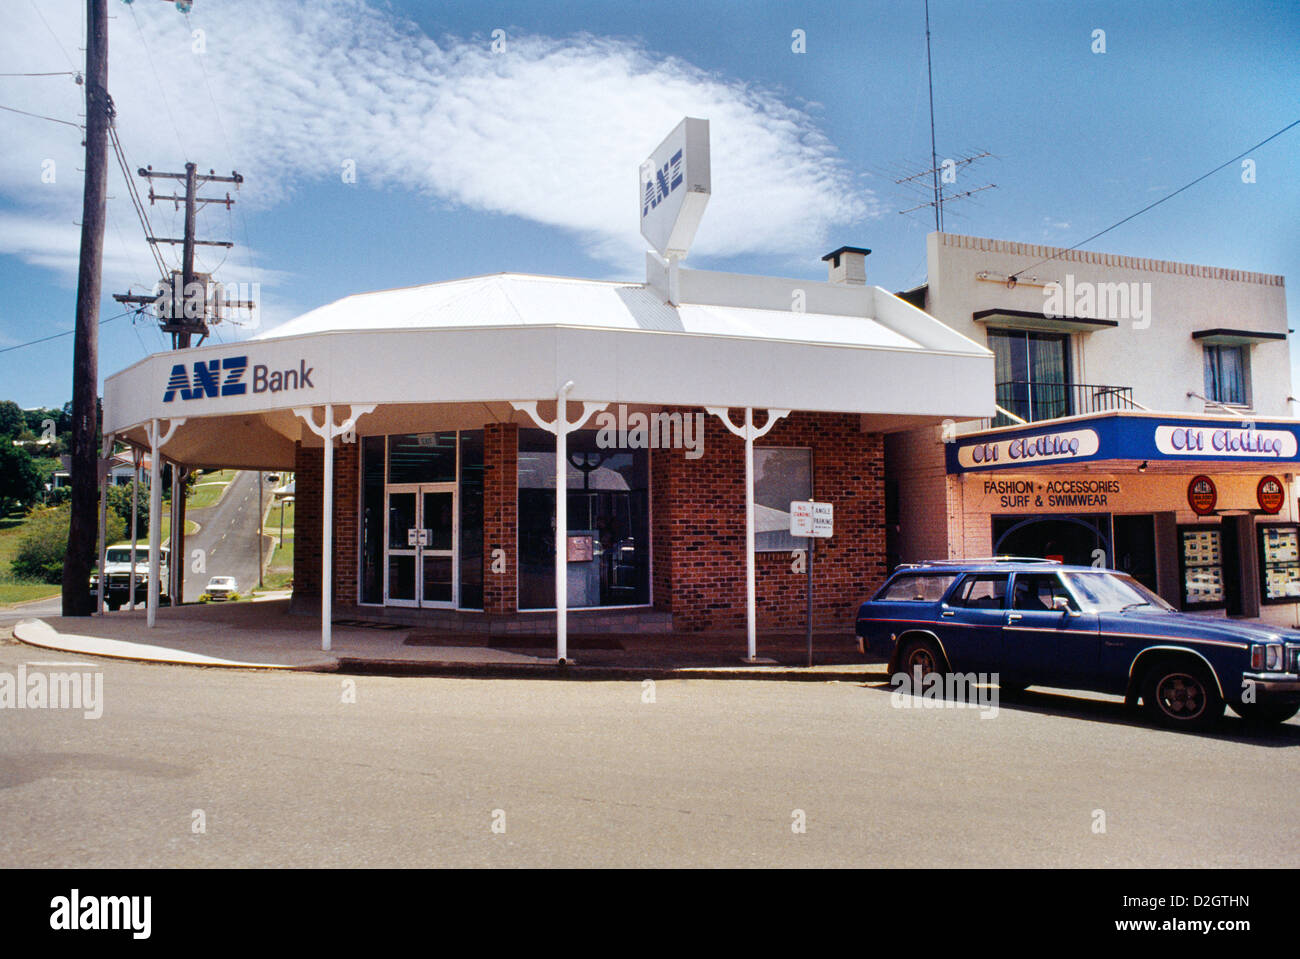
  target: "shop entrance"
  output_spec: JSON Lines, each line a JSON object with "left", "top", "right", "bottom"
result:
{"left": 993, "top": 514, "right": 1112, "bottom": 567}
{"left": 1112, "top": 514, "right": 1158, "bottom": 592}
{"left": 385, "top": 484, "right": 457, "bottom": 608}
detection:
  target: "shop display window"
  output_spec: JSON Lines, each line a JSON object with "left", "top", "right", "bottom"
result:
{"left": 1258, "top": 523, "right": 1300, "bottom": 604}
{"left": 1178, "top": 526, "right": 1225, "bottom": 609}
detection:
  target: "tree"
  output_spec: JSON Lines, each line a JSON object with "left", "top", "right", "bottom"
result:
{"left": 0, "top": 443, "right": 43, "bottom": 516}
{"left": 106, "top": 481, "right": 148, "bottom": 539}
{"left": 0, "top": 400, "right": 24, "bottom": 438}
{"left": 14, "top": 504, "right": 124, "bottom": 584}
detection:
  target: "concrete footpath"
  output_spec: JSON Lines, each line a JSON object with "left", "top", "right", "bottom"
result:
{"left": 6, "top": 599, "right": 889, "bottom": 681}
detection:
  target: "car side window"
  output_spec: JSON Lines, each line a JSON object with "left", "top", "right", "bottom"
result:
{"left": 950, "top": 574, "right": 1009, "bottom": 609}
{"left": 1012, "top": 573, "right": 1078, "bottom": 612}
{"left": 878, "top": 573, "right": 957, "bottom": 602}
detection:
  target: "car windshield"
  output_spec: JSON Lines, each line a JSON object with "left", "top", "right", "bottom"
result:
{"left": 1062, "top": 571, "right": 1175, "bottom": 612}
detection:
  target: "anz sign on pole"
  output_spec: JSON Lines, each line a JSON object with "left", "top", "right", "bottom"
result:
{"left": 163, "top": 355, "right": 316, "bottom": 403}
{"left": 639, "top": 117, "right": 711, "bottom": 259}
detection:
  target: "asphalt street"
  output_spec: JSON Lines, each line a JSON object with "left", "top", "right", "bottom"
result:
{"left": 182, "top": 470, "right": 272, "bottom": 602}
{"left": 0, "top": 636, "right": 1295, "bottom": 868}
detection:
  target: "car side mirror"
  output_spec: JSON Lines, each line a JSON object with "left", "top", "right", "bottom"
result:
{"left": 1052, "top": 596, "right": 1073, "bottom": 613}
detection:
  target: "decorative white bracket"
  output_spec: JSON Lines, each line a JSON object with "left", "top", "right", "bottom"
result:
{"left": 510, "top": 398, "right": 608, "bottom": 436}
{"left": 294, "top": 404, "right": 376, "bottom": 440}
{"left": 147, "top": 417, "right": 185, "bottom": 451}
{"left": 705, "top": 407, "right": 791, "bottom": 440}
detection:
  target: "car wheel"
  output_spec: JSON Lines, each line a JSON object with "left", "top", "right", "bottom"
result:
{"left": 1141, "top": 660, "right": 1223, "bottom": 730}
{"left": 897, "top": 637, "right": 946, "bottom": 679}
{"left": 1230, "top": 702, "right": 1300, "bottom": 725}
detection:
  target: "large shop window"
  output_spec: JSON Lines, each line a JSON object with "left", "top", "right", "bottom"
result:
{"left": 989, "top": 328, "right": 1071, "bottom": 424}
{"left": 755, "top": 447, "right": 812, "bottom": 552}
{"left": 1203, "top": 344, "right": 1248, "bottom": 406}
{"left": 517, "top": 429, "right": 650, "bottom": 609}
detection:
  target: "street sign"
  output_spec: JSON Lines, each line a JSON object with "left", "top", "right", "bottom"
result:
{"left": 790, "top": 500, "right": 833, "bottom": 538}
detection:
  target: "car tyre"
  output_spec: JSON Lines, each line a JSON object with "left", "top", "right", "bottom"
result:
{"left": 897, "top": 636, "right": 946, "bottom": 680}
{"left": 1141, "top": 660, "right": 1223, "bottom": 730}
{"left": 1230, "top": 702, "right": 1300, "bottom": 725}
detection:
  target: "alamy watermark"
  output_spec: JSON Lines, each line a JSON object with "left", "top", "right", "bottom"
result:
{"left": 594, "top": 405, "right": 704, "bottom": 459}
{"left": 0, "top": 663, "right": 103, "bottom": 719}
{"left": 1043, "top": 274, "right": 1152, "bottom": 329}
{"left": 890, "top": 666, "right": 999, "bottom": 718}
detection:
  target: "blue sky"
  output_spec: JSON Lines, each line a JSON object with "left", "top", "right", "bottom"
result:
{"left": 1, "top": 0, "right": 1297, "bottom": 408}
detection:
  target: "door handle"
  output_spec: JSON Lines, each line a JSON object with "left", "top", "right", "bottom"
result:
{"left": 942, "top": 610, "right": 955, "bottom": 617}
{"left": 1007, "top": 612, "right": 1023, "bottom": 622}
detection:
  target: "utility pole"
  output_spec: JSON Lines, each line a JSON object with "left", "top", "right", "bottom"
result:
{"left": 113, "top": 164, "right": 251, "bottom": 607}
{"left": 61, "top": 0, "right": 109, "bottom": 617}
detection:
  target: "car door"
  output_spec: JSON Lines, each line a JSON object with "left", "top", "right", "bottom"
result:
{"left": 1003, "top": 572, "right": 1100, "bottom": 687}
{"left": 938, "top": 573, "right": 1010, "bottom": 673}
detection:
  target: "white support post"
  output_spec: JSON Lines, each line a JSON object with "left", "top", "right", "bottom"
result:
{"left": 705, "top": 406, "right": 791, "bottom": 662}
{"left": 555, "top": 383, "right": 572, "bottom": 663}
{"left": 96, "top": 434, "right": 113, "bottom": 615}
{"left": 294, "top": 404, "right": 376, "bottom": 653}
{"left": 322, "top": 403, "right": 334, "bottom": 652}
{"left": 129, "top": 449, "right": 140, "bottom": 611}
{"left": 145, "top": 418, "right": 184, "bottom": 628}
{"left": 510, "top": 391, "right": 607, "bottom": 666}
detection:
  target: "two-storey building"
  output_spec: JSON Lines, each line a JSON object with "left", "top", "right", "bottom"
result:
{"left": 887, "top": 232, "right": 1297, "bottom": 623}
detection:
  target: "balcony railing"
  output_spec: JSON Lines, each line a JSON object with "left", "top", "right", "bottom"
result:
{"left": 993, "top": 381, "right": 1136, "bottom": 427}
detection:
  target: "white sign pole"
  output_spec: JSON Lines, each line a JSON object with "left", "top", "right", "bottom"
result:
{"left": 556, "top": 382, "right": 573, "bottom": 665}
{"left": 744, "top": 408, "right": 757, "bottom": 661}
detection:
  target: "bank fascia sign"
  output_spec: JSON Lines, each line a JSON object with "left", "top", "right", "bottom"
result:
{"left": 162, "top": 354, "right": 317, "bottom": 403}
{"left": 949, "top": 413, "right": 1300, "bottom": 473}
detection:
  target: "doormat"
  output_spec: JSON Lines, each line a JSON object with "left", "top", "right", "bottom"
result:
{"left": 333, "top": 619, "right": 405, "bottom": 630}
{"left": 489, "top": 634, "right": 624, "bottom": 650}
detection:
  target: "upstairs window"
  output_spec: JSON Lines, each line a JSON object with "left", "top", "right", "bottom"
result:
{"left": 989, "top": 329, "right": 1071, "bottom": 423}
{"left": 1203, "top": 344, "right": 1248, "bottom": 406}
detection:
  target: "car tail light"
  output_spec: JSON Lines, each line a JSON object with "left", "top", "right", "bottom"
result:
{"left": 1251, "top": 646, "right": 1264, "bottom": 670}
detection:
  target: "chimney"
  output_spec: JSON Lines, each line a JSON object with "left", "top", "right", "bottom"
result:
{"left": 822, "top": 245, "right": 871, "bottom": 285}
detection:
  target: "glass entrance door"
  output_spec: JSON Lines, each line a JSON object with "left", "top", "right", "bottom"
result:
{"left": 385, "top": 484, "right": 457, "bottom": 608}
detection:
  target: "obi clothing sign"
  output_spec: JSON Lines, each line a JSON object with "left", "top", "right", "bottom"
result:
{"left": 639, "top": 117, "right": 711, "bottom": 258}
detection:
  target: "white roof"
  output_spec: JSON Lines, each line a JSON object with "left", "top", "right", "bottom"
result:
{"left": 258, "top": 272, "right": 925, "bottom": 351}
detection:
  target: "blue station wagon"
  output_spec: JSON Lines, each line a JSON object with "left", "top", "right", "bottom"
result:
{"left": 856, "top": 558, "right": 1300, "bottom": 729}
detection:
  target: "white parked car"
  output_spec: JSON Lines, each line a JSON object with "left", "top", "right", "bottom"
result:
{"left": 205, "top": 576, "right": 238, "bottom": 601}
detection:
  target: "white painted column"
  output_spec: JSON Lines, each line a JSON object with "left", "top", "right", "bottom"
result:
{"left": 147, "top": 424, "right": 162, "bottom": 627}
{"left": 96, "top": 435, "right": 112, "bottom": 615}
{"left": 743, "top": 408, "right": 756, "bottom": 659}
{"left": 293, "top": 404, "right": 375, "bottom": 653}
{"left": 129, "top": 449, "right": 140, "bottom": 611}
{"left": 705, "top": 406, "right": 791, "bottom": 662}
{"left": 555, "top": 383, "right": 573, "bottom": 663}
{"left": 321, "top": 403, "right": 335, "bottom": 652}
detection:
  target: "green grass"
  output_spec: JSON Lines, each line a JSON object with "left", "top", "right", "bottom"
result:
{"left": 187, "top": 469, "right": 238, "bottom": 510}
{"left": 0, "top": 581, "right": 60, "bottom": 606}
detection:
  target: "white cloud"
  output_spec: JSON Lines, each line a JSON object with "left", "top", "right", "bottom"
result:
{"left": 0, "top": 0, "right": 874, "bottom": 293}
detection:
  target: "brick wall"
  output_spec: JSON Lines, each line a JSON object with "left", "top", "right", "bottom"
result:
{"left": 654, "top": 409, "right": 886, "bottom": 631}
{"left": 483, "top": 423, "right": 518, "bottom": 614}
{"left": 884, "top": 426, "right": 954, "bottom": 563}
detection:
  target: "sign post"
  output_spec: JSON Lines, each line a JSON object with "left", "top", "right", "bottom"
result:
{"left": 790, "top": 500, "right": 833, "bottom": 667}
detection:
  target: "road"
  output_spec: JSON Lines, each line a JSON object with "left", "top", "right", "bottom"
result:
{"left": 0, "top": 637, "right": 1295, "bottom": 868}
{"left": 182, "top": 470, "right": 272, "bottom": 602}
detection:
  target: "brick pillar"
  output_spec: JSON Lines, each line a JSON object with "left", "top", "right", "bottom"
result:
{"left": 332, "top": 440, "right": 359, "bottom": 613}
{"left": 292, "top": 441, "right": 322, "bottom": 611}
{"left": 483, "top": 423, "right": 518, "bottom": 614}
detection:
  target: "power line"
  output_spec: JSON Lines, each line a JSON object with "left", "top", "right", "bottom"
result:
{"left": 1010, "top": 118, "right": 1300, "bottom": 280}
{"left": 26, "top": 0, "right": 79, "bottom": 73}
{"left": 0, "top": 102, "right": 82, "bottom": 129}
{"left": 125, "top": 2, "right": 185, "bottom": 154}
{"left": 0, "top": 308, "right": 134, "bottom": 357}
{"left": 0, "top": 71, "right": 80, "bottom": 78}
